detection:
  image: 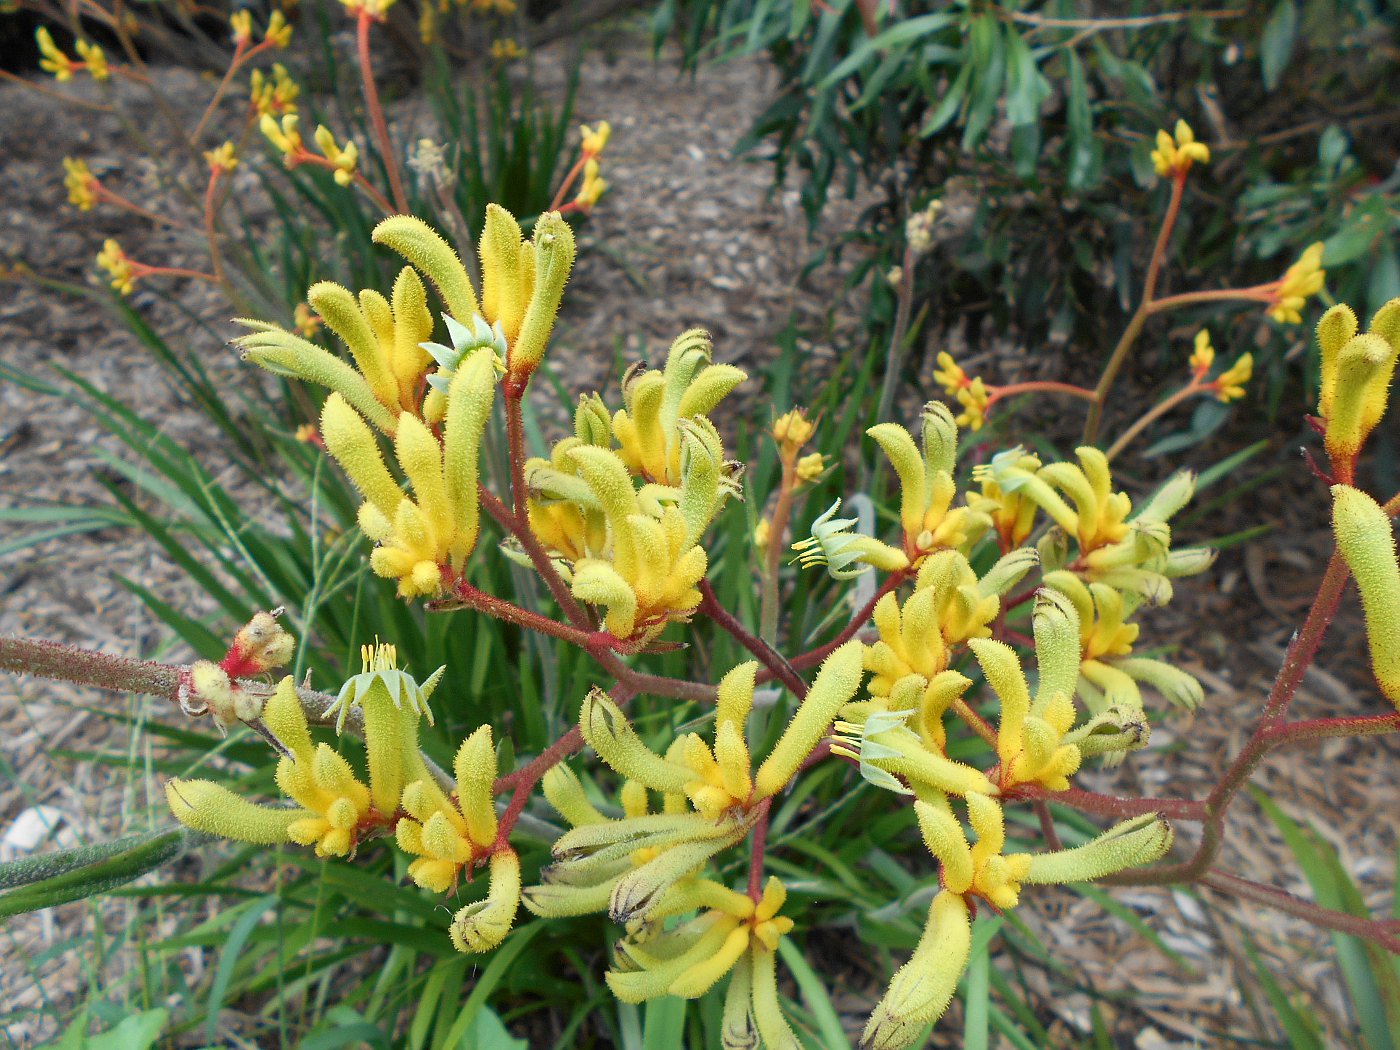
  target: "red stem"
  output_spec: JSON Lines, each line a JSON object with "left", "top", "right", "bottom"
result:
{"left": 699, "top": 580, "right": 808, "bottom": 698}
{"left": 355, "top": 10, "right": 408, "bottom": 214}
{"left": 785, "top": 571, "right": 908, "bottom": 674}
{"left": 747, "top": 798, "right": 772, "bottom": 901}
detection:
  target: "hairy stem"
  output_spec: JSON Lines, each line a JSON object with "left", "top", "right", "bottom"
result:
{"left": 700, "top": 580, "right": 808, "bottom": 698}
{"left": 356, "top": 10, "right": 409, "bottom": 214}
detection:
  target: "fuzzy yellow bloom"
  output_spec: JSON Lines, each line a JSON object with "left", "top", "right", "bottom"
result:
{"left": 204, "top": 141, "right": 239, "bottom": 173}
{"left": 580, "top": 121, "right": 612, "bottom": 156}
{"left": 490, "top": 38, "right": 525, "bottom": 60}
{"left": 250, "top": 64, "right": 300, "bottom": 116}
{"left": 931, "top": 351, "right": 966, "bottom": 396}
{"left": 230, "top": 9, "right": 253, "bottom": 44}
{"left": 1150, "top": 119, "right": 1209, "bottom": 177}
{"left": 1212, "top": 352, "right": 1252, "bottom": 403}
{"left": 314, "top": 125, "right": 359, "bottom": 186}
{"left": 35, "top": 27, "right": 76, "bottom": 80}
{"left": 261, "top": 113, "right": 303, "bottom": 159}
{"left": 1188, "top": 329, "right": 1214, "bottom": 377}
{"left": 96, "top": 239, "right": 135, "bottom": 296}
{"left": 74, "top": 40, "right": 109, "bottom": 81}
{"left": 574, "top": 157, "right": 608, "bottom": 210}
{"left": 264, "top": 10, "right": 293, "bottom": 48}
{"left": 1268, "top": 242, "right": 1325, "bottom": 325}
{"left": 931, "top": 352, "right": 990, "bottom": 429}
{"left": 62, "top": 157, "right": 98, "bottom": 211}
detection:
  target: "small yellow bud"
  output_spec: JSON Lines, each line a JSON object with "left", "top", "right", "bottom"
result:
{"left": 36, "top": 27, "right": 76, "bottom": 81}
{"left": 74, "top": 40, "right": 108, "bottom": 81}
{"left": 1212, "top": 352, "right": 1252, "bottom": 403}
{"left": 264, "top": 10, "right": 293, "bottom": 48}
{"left": 490, "top": 38, "right": 525, "bottom": 61}
{"left": 1150, "top": 118, "right": 1209, "bottom": 177}
{"left": 771, "top": 408, "right": 815, "bottom": 453}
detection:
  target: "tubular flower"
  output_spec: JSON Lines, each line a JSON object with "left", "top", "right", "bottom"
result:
{"left": 374, "top": 210, "right": 575, "bottom": 382}
{"left": 36, "top": 27, "right": 77, "bottom": 80}
{"left": 931, "top": 352, "right": 990, "bottom": 429}
{"left": 1211, "top": 352, "right": 1252, "bottom": 403}
{"left": 490, "top": 38, "right": 525, "bottom": 60}
{"left": 1315, "top": 298, "right": 1400, "bottom": 465}
{"left": 261, "top": 113, "right": 303, "bottom": 160}
{"left": 867, "top": 401, "right": 990, "bottom": 562}
{"left": 239, "top": 267, "right": 439, "bottom": 427}
{"left": 967, "top": 447, "right": 1042, "bottom": 549}
{"left": 1332, "top": 486, "right": 1400, "bottom": 704}
{"left": 580, "top": 121, "right": 612, "bottom": 156}
{"left": 557, "top": 438, "right": 732, "bottom": 645}
{"left": 313, "top": 125, "right": 359, "bottom": 186}
{"left": 606, "top": 875, "right": 794, "bottom": 1009}
{"left": 230, "top": 9, "right": 253, "bottom": 44}
{"left": 864, "top": 799, "right": 1171, "bottom": 1048}
{"left": 168, "top": 677, "right": 374, "bottom": 857}
{"left": 204, "top": 142, "right": 239, "bottom": 173}
{"left": 263, "top": 10, "right": 293, "bottom": 48}
{"left": 1045, "top": 571, "right": 1205, "bottom": 716}
{"left": 1150, "top": 119, "right": 1209, "bottom": 177}
{"left": 250, "top": 64, "right": 300, "bottom": 117}
{"left": 575, "top": 157, "right": 608, "bottom": 210}
{"left": 63, "top": 158, "right": 98, "bottom": 211}
{"left": 970, "top": 593, "right": 1081, "bottom": 792}
{"left": 74, "top": 40, "right": 109, "bottom": 81}
{"left": 1267, "top": 242, "right": 1325, "bottom": 325}
{"left": 96, "top": 239, "right": 136, "bottom": 295}
{"left": 320, "top": 345, "right": 495, "bottom": 597}
{"left": 792, "top": 498, "right": 909, "bottom": 579}
{"left": 395, "top": 724, "right": 496, "bottom": 891}
{"left": 1188, "top": 329, "right": 1214, "bottom": 378}
{"left": 981, "top": 450, "right": 1212, "bottom": 603}
{"left": 610, "top": 328, "right": 747, "bottom": 485}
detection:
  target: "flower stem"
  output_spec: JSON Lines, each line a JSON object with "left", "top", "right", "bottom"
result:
{"left": 1103, "top": 382, "right": 1203, "bottom": 462}
{"left": 699, "top": 580, "right": 808, "bottom": 699}
{"left": 356, "top": 10, "right": 409, "bottom": 214}
{"left": 1083, "top": 171, "right": 1186, "bottom": 443}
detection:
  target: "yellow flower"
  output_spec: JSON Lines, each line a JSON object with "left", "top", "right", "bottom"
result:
{"left": 1188, "top": 329, "right": 1214, "bottom": 377}
{"left": 575, "top": 157, "right": 608, "bottom": 209}
{"left": 62, "top": 157, "right": 98, "bottom": 211}
{"left": 250, "top": 64, "right": 300, "bottom": 117}
{"left": 35, "top": 27, "right": 76, "bottom": 81}
{"left": 294, "top": 423, "right": 319, "bottom": 443}
{"left": 772, "top": 407, "right": 815, "bottom": 454}
{"left": 74, "top": 40, "right": 109, "bottom": 81}
{"left": 1212, "top": 352, "right": 1252, "bottom": 403}
{"left": 1268, "top": 242, "right": 1325, "bottom": 325}
{"left": 204, "top": 141, "right": 239, "bottom": 173}
{"left": 294, "top": 302, "right": 321, "bottom": 338}
{"left": 490, "top": 37, "right": 525, "bottom": 60}
{"left": 1150, "top": 118, "right": 1210, "bottom": 177}
{"left": 932, "top": 351, "right": 963, "bottom": 395}
{"left": 953, "top": 377, "right": 990, "bottom": 430}
{"left": 96, "top": 239, "right": 135, "bottom": 296}
{"left": 314, "top": 125, "right": 360, "bottom": 186}
{"left": 340, "top": 0, "right": 397, "bottom": 16}
{"left": 230, "top": 9, "right": 253, "bottom": 45}
{"left": 264, "top": 10, "right": 293, "bottom": 48}
{"left": 580, "top": 121, "right": 612, "bottom": 156}
{"left": 261, "top": 113, "right": 303, "bottom": 160}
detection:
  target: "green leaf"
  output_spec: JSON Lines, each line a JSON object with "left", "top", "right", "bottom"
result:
{"left": 0, "top": 827, "right": 200, "bottom": 917}
{"left": 85, "top": 1008, "right": 170, "bottom": 1050}
{"left": 1261, "top": 0, "right": 1298, "bottom": 91}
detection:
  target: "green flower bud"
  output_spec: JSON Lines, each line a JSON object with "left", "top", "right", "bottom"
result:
{"left": 1332, "top": 485, "right": 1400, "bottom": 703}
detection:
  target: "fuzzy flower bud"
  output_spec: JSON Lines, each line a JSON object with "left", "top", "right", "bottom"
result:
{"left": 1332, "top": 485, "right": 1400, "bottom": 704}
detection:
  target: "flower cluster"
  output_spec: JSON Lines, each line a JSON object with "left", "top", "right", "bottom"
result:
{"left": 155, "top": 179, "right": 1400, "bottom": 1048}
